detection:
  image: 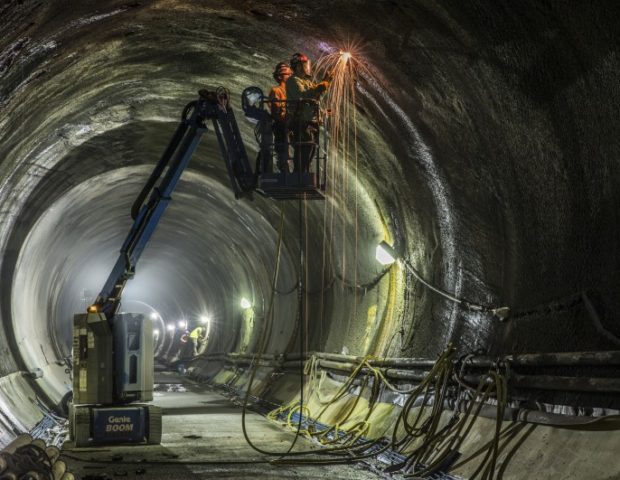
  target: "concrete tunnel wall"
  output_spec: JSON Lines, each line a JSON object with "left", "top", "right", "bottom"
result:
{"left": 1, "top": 0, "right": 620, "bottom": 455}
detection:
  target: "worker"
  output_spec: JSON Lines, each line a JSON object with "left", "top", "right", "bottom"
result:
{"left": 285, "top": 52, "right": 332, "bottom": 173}
{"left": 268, "top": 62, "right": 293, "bottom": 173}
{"left": 188, "top": 326, "right": 206, "bottom": 356}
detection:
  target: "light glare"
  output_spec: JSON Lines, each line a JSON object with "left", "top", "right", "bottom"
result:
{"left": 166, "top": 324, "right": 175, "bottom": 332}
{"left": 178, "top": 320, "right": 187, "bottom": 329}
{"left": 200, "top": 315, "right": 210, "bottom": 324}
{"left": 240, "top": 298, "right": 252, "bottom": 309}
{"left": 375, "top": 244, "right": 396, "bottom": 265}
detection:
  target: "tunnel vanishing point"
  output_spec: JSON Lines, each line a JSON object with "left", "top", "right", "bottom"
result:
{"left": 1, "top": 1, "right": 620, "bottom": 479}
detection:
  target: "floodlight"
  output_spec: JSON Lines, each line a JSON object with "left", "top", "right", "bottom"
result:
{"left": 375, "top": 241, "right": 397, "bottom": 265}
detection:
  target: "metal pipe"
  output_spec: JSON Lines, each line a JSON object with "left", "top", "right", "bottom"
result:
{"left": 516, "top": 409, "right": 620, "bottom": 428}
{"left": 206, "top": 349, "right": 620, "bottom": 368}
{"left": 227, "top": 358, "right": 281, "bottom": 368}
{"left": 383, "top": 368, "right": 429, "bottom": 382}
{"left": 374, "top": 358, "right": 437, "bottom": 368}
{"left": 512, "top": 373, "right": 620, "bottom": 393}
{"left": 285, "top": 351, "right": 436, "bottom": 368}
{"left": 316, "top": 359, "right": 356, "bottom": 373}
{"left": 455, "top": 400, "right": 620, "bottom": 428}
{"left": 202, "top": 352, "right": 280, "bottom": 361}
{"left": 468, "top": 350, "right": 620, "bottom": 367}
{"left": 463, "top": 373, "right": 620, "bottom": 393}
{"left": 1, "top": 433, "right": 75, "bottom": 480}
{"left": 228, "top": 352, "right": 279, "bottom": 360}
{"left": 294, "top": 359, "right": 430, "bottom": 382}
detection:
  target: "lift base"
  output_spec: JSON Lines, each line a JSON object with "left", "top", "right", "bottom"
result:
{"left": 69, "top": 403, "right": 162, "bottom": 447}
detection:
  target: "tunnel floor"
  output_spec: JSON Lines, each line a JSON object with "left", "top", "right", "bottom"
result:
{"left": 60, "top": 371, "right": 384, "bottom": 479}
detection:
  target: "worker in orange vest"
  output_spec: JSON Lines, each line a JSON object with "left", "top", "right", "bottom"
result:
{"left": 268, "top": 62, "right": 293, "bottom": 173}
{"left": 286, "top": 53, "right": 331, "bottom": 173}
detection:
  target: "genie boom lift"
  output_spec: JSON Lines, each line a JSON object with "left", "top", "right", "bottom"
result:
{"left": 69, "top": 88, "right": 326, "bottom": 446}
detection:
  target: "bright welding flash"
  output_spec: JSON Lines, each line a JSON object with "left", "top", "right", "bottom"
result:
{"left": 341, "top": 51, "right": 351, "bottom": 62}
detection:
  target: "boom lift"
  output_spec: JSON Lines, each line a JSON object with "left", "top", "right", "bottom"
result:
{"left": 69, "top": 88, "right": 326, "bottom": 446}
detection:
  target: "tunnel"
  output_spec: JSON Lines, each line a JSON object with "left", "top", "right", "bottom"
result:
{"left": 1, "top": 1, "right": 620, "bottom": 478}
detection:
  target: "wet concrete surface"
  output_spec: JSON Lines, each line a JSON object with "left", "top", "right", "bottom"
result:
{"left": 2, "top": 2, "right": 620, "bottom": 477}
{"left": 61, "top": 371, "right": 386, "bottom": 479}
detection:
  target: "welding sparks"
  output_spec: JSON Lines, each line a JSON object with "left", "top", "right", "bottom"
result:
{"left": 313, "top": 48, "right": 359, "bottom": 212}
{"left": 313, "top": 45, "right": 372, "bottom": 191}
{"left": 312, "top": 44, "right": 373, "bottom": 325}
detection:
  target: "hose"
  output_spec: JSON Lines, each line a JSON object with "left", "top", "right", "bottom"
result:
{"left": 240, "top": 206, "right": 306, "bottom": 456}
{"left": 1, "top": 434, "right": 74, "bottom": 480}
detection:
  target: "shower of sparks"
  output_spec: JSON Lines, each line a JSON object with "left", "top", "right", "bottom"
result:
{"left": 313, "top": 45, "right": 374, "bottom": 334}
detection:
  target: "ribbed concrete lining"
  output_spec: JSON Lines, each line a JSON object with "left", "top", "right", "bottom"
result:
{"left": 1, "top": 1, "right": 620, "bottom": 452}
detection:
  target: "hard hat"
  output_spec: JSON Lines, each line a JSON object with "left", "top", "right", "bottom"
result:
{"left": 290, "top": 52, "right": 309, "bottom": 68}
{"left": 273, "top": 62, "right": 292, "bottom": 81}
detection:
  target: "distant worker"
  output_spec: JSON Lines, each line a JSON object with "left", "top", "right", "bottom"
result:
{"left": 286, "top": 52, "right": 332, "bottom": 173}
{"left": 188, "top": 326, "right": 206, "bottom": 356}
{"left": 268, "top": 62, "right": 293, "bottom": 173}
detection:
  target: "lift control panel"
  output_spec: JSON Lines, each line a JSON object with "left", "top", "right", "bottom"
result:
{"left": 72, "top": 313, "right": 153, "bottom": 405}
{"left": 72, "top": 312, "right": 114, "bottom": 405}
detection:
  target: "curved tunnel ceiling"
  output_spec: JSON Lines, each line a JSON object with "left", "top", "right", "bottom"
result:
{"left": 1, "top": 0, "right": 620, "bottom": 408}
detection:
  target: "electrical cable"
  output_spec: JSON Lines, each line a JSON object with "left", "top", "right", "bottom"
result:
{"left": 2, "top": 443, "right": 55, "bottom": 479}
{"left": 263, "top": 351, "right": 395, "bottom": 460}
{"left": 273, "top": 343, "right": 620, "bottom": 475}
{"left": 240, "top": 205, "right": 305, "bottom": 456}
{"left": 270, "top": 346, "right": 541, "bottom": 474}
{"left": 397, "top": 365, "right": 510, "bottom": 479}
{"left": 60, "top": 453, "right": 323, "bottom": 466}
{"left": 399, "top": 258, "right": 509, "bottom": 317}
{"left": 333, "top": 266, "right": 391, "bottom": 291}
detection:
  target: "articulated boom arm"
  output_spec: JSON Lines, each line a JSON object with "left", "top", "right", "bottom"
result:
{"left": 90, "top": 88, "right": 256, "bottom": 319}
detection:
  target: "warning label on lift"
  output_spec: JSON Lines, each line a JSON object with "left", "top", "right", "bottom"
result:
{"left": 92, "top": 407, "right": 146, "bottom": 443}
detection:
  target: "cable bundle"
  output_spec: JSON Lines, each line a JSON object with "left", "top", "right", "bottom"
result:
{"left": 0, "top": 434, "right": 74, "bottom": 480}
{"left": 258, "top": 345, "right": 521, "bottom": 479}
